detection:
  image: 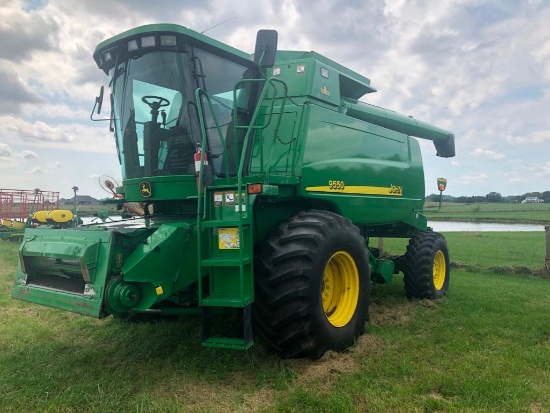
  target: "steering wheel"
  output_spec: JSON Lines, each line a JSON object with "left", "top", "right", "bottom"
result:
{"left": 141, "top": 95, "right": 170, "bottom": 110}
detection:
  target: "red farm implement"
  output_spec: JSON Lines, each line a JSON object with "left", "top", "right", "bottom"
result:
{"left": 0, "top": 189, "right": 60, "bottom": 242}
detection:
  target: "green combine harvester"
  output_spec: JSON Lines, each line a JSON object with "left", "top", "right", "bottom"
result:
{"left": 13, "top": 24, "right": 455, "bottom": 359}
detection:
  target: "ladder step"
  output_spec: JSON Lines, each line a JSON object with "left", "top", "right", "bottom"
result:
{"left": 201, "top": 295, "right": 253, "bottom": 307}
{"left": 201, "top": 304, "right": 253, "bottom": 350}
{"left": 201, "top": 257, "right": 251, "bottom": 266}
{"left": 202, "top": 337, "right": 253, "bottom": 350}
{"left": 201, "top": 220, "right": 250, "bottom": 228}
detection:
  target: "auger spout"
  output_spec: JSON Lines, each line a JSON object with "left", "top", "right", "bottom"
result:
{"left": 345, "top": 100, "right": 455, "bottom": 158}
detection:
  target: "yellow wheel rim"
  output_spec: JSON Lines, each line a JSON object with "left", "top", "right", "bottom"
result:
{"left": 433, "top": 250, "right": 446, "bottom": 290}
{"left": 321, "top": 251, "right": 360, "bottom": 327}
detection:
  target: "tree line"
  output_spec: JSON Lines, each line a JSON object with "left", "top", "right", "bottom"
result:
{"left": 425, "top": 191, "right": 550, "bottom": 204}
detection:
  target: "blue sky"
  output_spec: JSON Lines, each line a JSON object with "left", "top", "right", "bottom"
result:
{"left": 0, "top": 0, "right": 549, "bottom": 199}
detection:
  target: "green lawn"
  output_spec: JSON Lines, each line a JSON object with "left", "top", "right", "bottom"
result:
{"left": 381, "top": 232, "right": 546, "bottom": 271}
{"left": 0, "top": 234, "right": 549, "bottom": 412}
{"left": 424, "top": 202, "right": 550, "bottom": 224}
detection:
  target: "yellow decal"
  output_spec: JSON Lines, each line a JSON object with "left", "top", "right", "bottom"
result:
{"left": 320, "top": 85, "right": 330, "bottom": 96}
{"left": 389, "top": 184, "right": 403, "bottom": 195}
{"left": 306, "top": 184, "right": 403, "bottom": 196}
{"left": 155, "top": 285, "right": 164, "bottom": 295}
{"left": 115, "top": 253, "right": 123, "bottom": 269}
{"left": 328, "top": 180, "right": 345, "bottom": 190}
{"left": 219, "top": 228, "right": 240, "bottom": 249}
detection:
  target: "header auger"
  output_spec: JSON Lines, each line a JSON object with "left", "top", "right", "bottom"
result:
{"left": 13, "top": 24, "right": 454, "bottom": 359}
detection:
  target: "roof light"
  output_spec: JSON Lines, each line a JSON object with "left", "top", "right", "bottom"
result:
{"left": 160, "top": 35, "right": 177, "bottom": 47}
{"left": 103, "top": 51, "right": 112, "bottom": 62}
{"left": 127, "top": 39, "right": 138, "bottom": 51}
{"left": 141, "top": 36, "right": 156, "bottom": 48}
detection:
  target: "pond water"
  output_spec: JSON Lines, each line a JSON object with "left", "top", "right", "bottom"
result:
{"left": 429, "top": 221, "right": 545, "bottom": 232}
{"left": 80, "top": 217, "right": 546, "bottom": 232}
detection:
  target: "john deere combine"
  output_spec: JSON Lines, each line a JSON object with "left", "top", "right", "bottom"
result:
{"left": 13, "top": 24, "right": 455, "bottom": 359}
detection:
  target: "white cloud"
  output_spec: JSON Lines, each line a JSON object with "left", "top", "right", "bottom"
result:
{"left": 0, "top": 142, "right": 12, "bottom": 157}
{"left": 30, "top": 166, "right": 43, "bottom": 174}
{"left": 506, "top": 130, "right": 550, "bottom": 144}
{"left": 18, "top": 150, "right": 38, "bottom": 159}
{"left": 456, "top": 173, "right": 489, "bottom": 185}
{"left": 471, "top": 148, "right": 505, "bottom": 160}
{"left": 0, "top": 0, "right": 549, "bottom": 197}
{"left": 0, "top": 115, "right": 115, "bottom": 153}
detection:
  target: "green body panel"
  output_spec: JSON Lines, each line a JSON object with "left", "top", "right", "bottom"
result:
{"left": 13, "top": 24, "right": 455, "bottom": 350}
{"left": 298, "top": 104, "right": 425, "bottom": 226}
{"left": 271, "top": 50, "right": 377, "bottom": 99}
{"left": 122, "top": 222, "right": 191, "bottom": 310}
{"left": 123, "top": 176, "right": 198, "bottom": 201}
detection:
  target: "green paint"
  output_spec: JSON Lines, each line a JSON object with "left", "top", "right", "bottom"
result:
{"left": 13, "top": 24, "right": 455, "bottom": 351}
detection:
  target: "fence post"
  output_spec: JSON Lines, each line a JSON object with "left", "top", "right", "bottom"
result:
{"left": 545, "top": 226, "right": 550, "bottom": 272}
{"left": 378, "top": 237, "right": 384, "bottom": 255}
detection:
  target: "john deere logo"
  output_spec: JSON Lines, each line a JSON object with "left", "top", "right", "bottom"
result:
{"left": 139, "top": 181, "right": 152, "bottom": 198}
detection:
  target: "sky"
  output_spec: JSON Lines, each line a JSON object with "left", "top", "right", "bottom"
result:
{"left": 0, "top": 0, "right": 549, "bottom": 199}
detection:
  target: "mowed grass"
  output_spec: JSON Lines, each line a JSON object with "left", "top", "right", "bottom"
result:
{"left": 1, "top": 234, "right": 549, "bottom": 412}
{"left": 382, "top": 232, "right": 546, "bottom": 270}
{"left": 424, "top": 202, "right": 550, "bottom": 223}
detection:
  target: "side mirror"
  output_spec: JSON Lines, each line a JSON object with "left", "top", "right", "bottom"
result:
{"left": 96, "top": 86, "right": 104, "bottom": 115}
{"left": 90, "top": 86, "right": 114, "bottom": 129}
{"left": 253, "top": 30, "right": 278, "bottom": 68}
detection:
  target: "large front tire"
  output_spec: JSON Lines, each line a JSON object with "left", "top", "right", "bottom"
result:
{"left": 255, "top": 210, "right": 371, "bottom": 359}
{"left": 403, "top": 231, "right": 450, "bottom": 299}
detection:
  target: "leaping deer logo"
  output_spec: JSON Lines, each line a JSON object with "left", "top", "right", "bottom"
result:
{"left": 140, "top": 181, "right": 152, "bottom": 198}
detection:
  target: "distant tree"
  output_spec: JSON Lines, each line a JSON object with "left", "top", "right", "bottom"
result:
{"left": 454, "top": 196, "right": 469, "bottom": 203}
{"left": 425, "top": 193, "right": 440, "bottom": 202}
{"left": 485, "top": 192, "right": 502, "bottom": 203}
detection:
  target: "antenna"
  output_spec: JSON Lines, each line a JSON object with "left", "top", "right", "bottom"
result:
{"left": 201, "top": 16, "right": 237, "bottom": 34}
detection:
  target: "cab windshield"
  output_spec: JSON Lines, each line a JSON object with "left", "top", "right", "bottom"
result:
{"left": 110, "top": 47, "right": 251, "bottom": 179}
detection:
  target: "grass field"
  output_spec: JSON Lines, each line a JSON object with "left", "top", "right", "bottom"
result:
{"left": 424, "top": 202, "right": 550, "bottom": 224}
{"left": 381, "top": 232, "right": 547, "bottom": 272}
{"left": 1, "top": 233, "right": 549, "bottom": 412}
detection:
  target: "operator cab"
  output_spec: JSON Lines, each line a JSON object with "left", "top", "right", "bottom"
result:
{"left": 93, "top": 26, "right": 259, "bottom": 180}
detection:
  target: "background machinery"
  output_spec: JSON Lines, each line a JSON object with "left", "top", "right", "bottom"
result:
{"left": 13, "top": 25, "right": 455, "bottom": 359}
{"left": 0, "top": 188, "right": 67, "bottom": 242}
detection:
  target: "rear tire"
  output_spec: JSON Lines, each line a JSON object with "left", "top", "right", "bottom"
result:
{"left": 403, "top": 231, "right": 450, "bottom": 299}
{"left": 255, "top": 210, "right": 371, "bottom": 359}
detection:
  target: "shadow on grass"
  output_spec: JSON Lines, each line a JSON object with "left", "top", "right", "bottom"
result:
{"left": 451, "top": 261, "right": 550, "bottom": 278}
